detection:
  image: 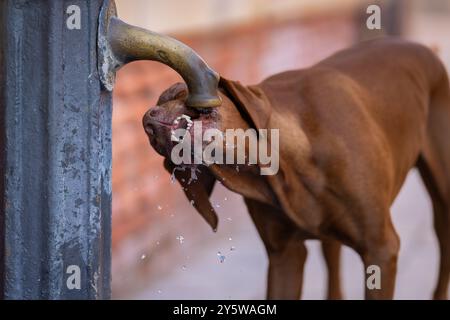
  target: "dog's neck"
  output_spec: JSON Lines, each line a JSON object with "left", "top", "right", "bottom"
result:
{"left": 208, "top": 163, "right": 278, "bottom": 207}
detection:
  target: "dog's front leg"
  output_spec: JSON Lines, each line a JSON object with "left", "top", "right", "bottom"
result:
{"left": 321, "top": 239, "right": 343, "bottom": 299}
{"left": 266, "top": 238, "right": 307, "bottom": 300}
{"left": 244, "top": 198, "right": 307, "bottom": 299}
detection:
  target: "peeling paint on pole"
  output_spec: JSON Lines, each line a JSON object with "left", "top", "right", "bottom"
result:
{"left": 0, "top": 0, "right": 111, "bottom": 299}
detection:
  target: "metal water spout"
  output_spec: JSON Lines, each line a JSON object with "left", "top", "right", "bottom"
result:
{"left": 98, "top": 0, "right": 222, "bottom": 108}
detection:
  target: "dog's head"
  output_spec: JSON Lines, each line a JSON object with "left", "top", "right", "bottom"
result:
{"left": 143, "top": 79, "right": 271, "bottom": 160}
{"left": 143, "top": 78, "right": 276, "bottom": 230}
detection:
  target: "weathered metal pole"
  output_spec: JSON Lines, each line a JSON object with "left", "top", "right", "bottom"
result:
{"left": 0, "top": 0, "right": 111, "bottom": 299}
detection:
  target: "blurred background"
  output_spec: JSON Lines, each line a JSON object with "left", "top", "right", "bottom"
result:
{"left": 111, "top": 0, "right": 450, "bottom": 299}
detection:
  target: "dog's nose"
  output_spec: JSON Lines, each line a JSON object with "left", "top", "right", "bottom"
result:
{"left": 148, "top": 108, "right": 159, "bottom": 117}
{"left": 143, "top": 114, "right": 155, "bottom": 136}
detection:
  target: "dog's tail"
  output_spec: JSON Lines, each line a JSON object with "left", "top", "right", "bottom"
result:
{"left": 416, "top": 62, "right": 450, "bottom": 299}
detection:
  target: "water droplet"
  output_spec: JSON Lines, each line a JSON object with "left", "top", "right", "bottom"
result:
{"left": 156, "top": 241, "right": 160, "bottom": 246}
{"left": 157, "top": 205, "right": 162, "bottom": 210}
{"left": 190, "top": 200, "right": 195, "bottom": 206}
{"left": 171, "top": 166, "right": 189, "bottom": 184}
{"left": 157, "top": 289, "right": 162, "bottom": 294}
{"left": 215, "top": 203, "right": 221, "bottom": 208}
{"left": 224, "top": 197, "right": 228, "bottom": 201}
{"left": 228, "top": 237, "right": 232, "bottom": 241}
{"left": 188, "top": 166, "right": 201, "bottom": 184}
{"left": 176, "top": 235, "right": 185, "bottom": 244}
{"left": 236, "top": 166, "right": 239, "bottom": 172}
{"left": 226, "top": 217, "right": 232, "bottom": 222}
{"left": 141, "top": 254, "right": 147, "bottom": 260}
{"left": 230, "top": 246, "right": 236, "bottom": 251}
{"left": 217, "top": 251, "right": 226, "bottom": 263}
{"left": 181, "top": 265, "right": 187, "bottom": 271}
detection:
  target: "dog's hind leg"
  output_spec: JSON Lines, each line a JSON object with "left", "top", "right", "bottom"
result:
{"left": 321, "top": 239, "right": 343, "bottom": 299}
{"left": 417, "top": 72, "right": 450, "bottom": 299}
{"left": 360, "top": 211, "right": 400, "bottom": 299}
{"left": 417, "top": 154, "right": 449, "bottom": 299}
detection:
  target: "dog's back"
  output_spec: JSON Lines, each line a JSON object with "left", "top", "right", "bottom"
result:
{"left": 259, "top": 38, "right": 449, "bottom": 202}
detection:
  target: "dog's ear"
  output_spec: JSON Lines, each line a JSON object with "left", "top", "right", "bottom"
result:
{"left": 163, "top": 159, "right": 218, "bottom": 231}
{"left": 157, "top": 82, "right": 188, "bottom": 105}
{"left": 219, "top": 77, "right": 271, "bottom": 129}
{"left": 219, "top": 77, "right": 279, "bottom": 177}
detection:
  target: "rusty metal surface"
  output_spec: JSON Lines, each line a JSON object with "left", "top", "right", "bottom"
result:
{"left": 0, "top": 0, "right": 111, "bottom": 299}
{"left": 98, "top": 0, "right": 222, "bottom": 108}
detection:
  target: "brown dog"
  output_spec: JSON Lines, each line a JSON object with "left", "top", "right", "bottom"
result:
{"left": 143, "top": 38, "right": 450, "bottom": 300}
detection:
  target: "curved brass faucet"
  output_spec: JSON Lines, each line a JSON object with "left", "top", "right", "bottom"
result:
{"left": 98, "top": 0, "right": 222, "bottom": 108}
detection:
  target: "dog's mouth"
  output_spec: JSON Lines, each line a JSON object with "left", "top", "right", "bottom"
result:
{"left": 170, "top": 108, "right": 219, "bottom": 142}
{"left": 148, "top": 116, "right": 190, "bottom": 132}
{"left": 169, "top": 114, "right": 194, "bottom": 142}
{"left": 144, "top": 107, "right": 220, "bottom": 157}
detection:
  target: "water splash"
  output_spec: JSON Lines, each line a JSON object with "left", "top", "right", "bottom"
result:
{"left": 170, "top": 165, "right": 201, "bottom": 186}
{"left": 217, "top": 251, "right": 226, "bottom": 263}
{"left": 170, "top": 168, "right": 177, "bottom": 183}
{"left": 188, "top": 166, "right": 201, "bottom": 184}
{"left": 170, "top": 166, "right": 185, "bottom": 184}
{"left": 176, "top": 235, "right": 185, "bottom": 244}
